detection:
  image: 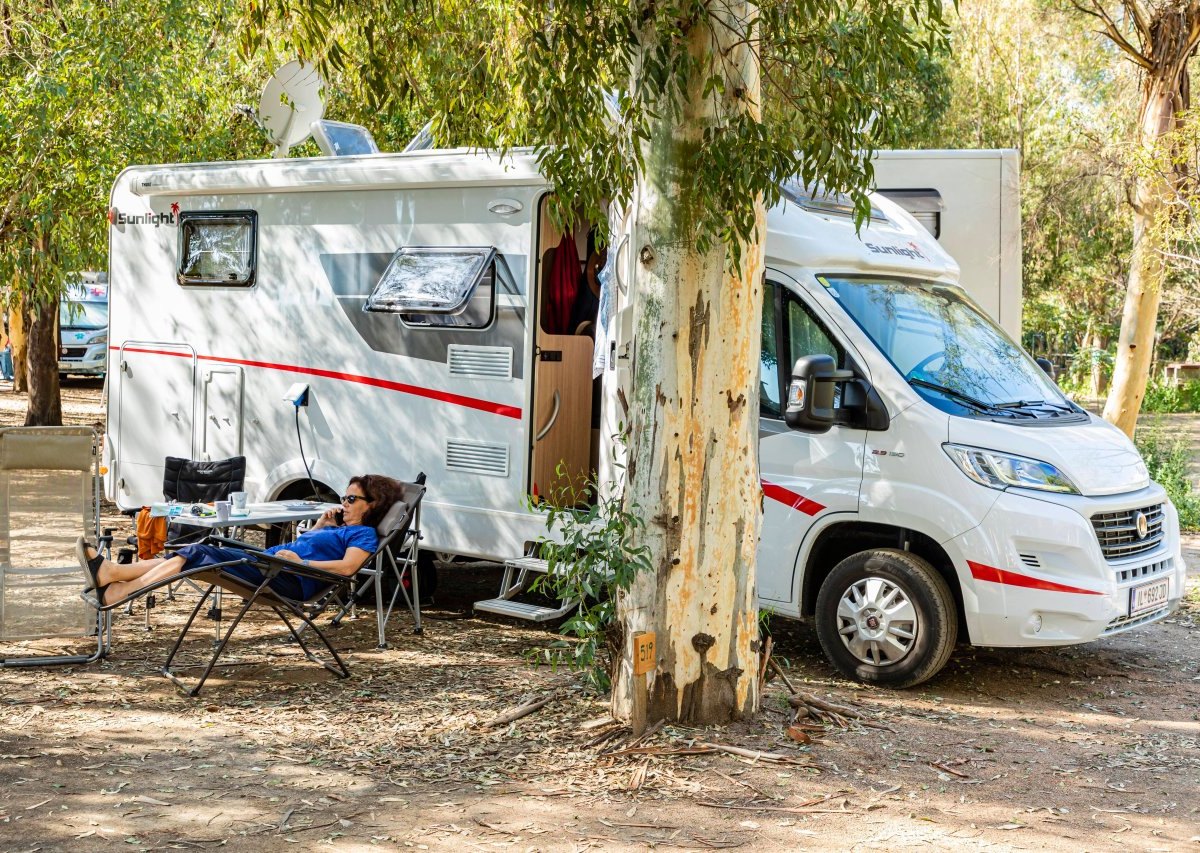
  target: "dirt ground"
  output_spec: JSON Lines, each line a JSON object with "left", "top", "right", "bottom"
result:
{"left": 1, "top": 380, "right": 1198, "bottom": 852}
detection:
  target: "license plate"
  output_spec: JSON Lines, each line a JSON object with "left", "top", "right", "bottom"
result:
{"left": 1129, "top": 577, "right": 1170, "bottom": 616}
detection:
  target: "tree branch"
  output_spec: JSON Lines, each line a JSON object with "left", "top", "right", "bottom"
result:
{"left": 1069, "top": 0, "right": 1151, "bottom": 69}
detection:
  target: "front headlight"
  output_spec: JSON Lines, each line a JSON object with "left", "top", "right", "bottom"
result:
{"left": 943, "top": 443, "right": 1080, "bottom": 494}
{"left": 90, "top": 334, "right": 107, "bottom": 346}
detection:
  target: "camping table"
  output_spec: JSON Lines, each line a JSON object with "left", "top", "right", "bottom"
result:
{"left": 167, "top": 501, "right": 339, "bottom": 638}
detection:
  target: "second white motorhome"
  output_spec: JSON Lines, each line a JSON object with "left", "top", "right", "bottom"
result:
{"left": 104, "top": 148, "right": 1184, "bottom": 686}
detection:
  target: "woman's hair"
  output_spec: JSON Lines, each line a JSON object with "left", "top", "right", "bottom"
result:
{"left": 347, "top": 474, "right": 402, "bottom": 528}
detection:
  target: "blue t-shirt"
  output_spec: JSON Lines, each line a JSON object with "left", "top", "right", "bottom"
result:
{"left": 267, "top": 524, "right": 378, "bottom": 597}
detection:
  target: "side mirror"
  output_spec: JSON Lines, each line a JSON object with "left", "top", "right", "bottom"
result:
{"left": 1035, "top": 357, "right": 1056, "bottom": 382}
{"left": 785, "top": 354, "right": 855, "bottom": 433}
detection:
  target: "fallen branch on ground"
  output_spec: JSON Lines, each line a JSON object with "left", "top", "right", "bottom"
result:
{"left": 485, "top": 695, "right": 555, "bottom": 728}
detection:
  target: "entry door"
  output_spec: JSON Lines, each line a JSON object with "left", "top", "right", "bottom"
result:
{"left": 114, "top": 343, "right": 197, "bottom": 505}
{"left": 201, "top": 366, "right": 244, "bottom": 461}
{"left": 757, "top": 278, "right": 867, "bottom": 603}
{"left": 531, "top": 330, "right": 593, "bottom": 504}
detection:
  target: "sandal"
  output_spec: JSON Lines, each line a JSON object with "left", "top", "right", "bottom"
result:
{"left": 75, "top": 536, "right": 109, "bottom": 603}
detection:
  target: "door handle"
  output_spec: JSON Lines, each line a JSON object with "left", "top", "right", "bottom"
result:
{"left": 535, "top": 390, "right": 561, "bottom": 442}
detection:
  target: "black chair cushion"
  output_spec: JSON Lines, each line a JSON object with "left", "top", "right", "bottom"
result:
{"left": 163, "top": 456, "right": 247, "bottom": 503}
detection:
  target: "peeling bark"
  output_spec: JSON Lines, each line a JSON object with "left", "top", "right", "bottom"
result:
{"left": 612, "top": 4, "right": 764, "bottom": 731}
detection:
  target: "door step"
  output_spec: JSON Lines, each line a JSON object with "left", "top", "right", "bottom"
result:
{"left": 472, "top": 556, "right": 575, "bottom": 622}
{"left": 473, "top": 597, "right": 576, "bottom": 622}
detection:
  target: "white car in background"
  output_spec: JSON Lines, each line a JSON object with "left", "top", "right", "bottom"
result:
{"left": 59, "top": 273, "right": 109, "bottom": 378}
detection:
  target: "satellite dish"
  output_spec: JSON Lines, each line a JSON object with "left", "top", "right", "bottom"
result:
{"left": 259, "top": 61, "right": 325, "bottom": 158}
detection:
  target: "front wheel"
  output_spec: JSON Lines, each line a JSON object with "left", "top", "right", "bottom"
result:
{"left": 814, "top": 549, "right": 957, "bottom": 688}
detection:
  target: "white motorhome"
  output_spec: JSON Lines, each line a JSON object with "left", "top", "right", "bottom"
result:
{"left": 104, "top": 148, "right": 1184, "bottom": 686}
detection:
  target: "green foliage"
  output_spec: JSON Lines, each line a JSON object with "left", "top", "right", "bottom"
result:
{"left": 1134, "top": 423, "right": 1200, "bottom": 531}
{"left": 1141, "top": 380, "right": 1200, "bottom": 414}
{"left": 0, "top": 0, "right": 268, "bottom": 303}
{"left": 527, "top": 461, "right": 652, "bottom": 693}
{"left": 241, "top": 0, "right": 950, "bottom": 256}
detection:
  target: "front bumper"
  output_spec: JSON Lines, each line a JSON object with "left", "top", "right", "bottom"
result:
{"left": 947, "top": 483, "right": 1185, "bottom": 647}
{"left": 58, "top": 345, "right": 107, "bottom": 375}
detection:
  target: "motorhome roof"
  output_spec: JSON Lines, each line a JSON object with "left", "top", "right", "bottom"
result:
{"left": 116, "top": 148, "right": 958, "bottom": 281}
{"left": 119, "top": 149, "right": 548, "bottom": 198}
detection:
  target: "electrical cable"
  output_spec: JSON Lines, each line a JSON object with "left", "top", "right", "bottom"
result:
{"left": 294, "top": 404, "right": 322, "bottom": 501}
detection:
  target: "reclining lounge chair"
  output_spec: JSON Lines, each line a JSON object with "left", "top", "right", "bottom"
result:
{"left": 81, "top": 474, "right": 428, "bottom": 695}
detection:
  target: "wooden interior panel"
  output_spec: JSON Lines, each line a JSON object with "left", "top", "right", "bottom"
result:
{"left": 531, "top": 332, "right": 593, "bottom": 504}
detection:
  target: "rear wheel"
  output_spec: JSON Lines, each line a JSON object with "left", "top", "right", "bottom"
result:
{"left": 814, "top": 549, "right": 956, "bottom": 688}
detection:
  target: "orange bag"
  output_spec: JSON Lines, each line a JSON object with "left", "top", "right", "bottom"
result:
{"left": 136, "top": 507, "right": 168, "bottom": 559}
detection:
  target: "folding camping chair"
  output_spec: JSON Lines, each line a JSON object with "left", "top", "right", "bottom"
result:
{"left": 330, "top": 473, "right": 427, "bottom": 646}
{"left": 81, "top": 543, "right": 358, "bottom": 696}
{"left": 0, "top": 427, "right": 108, "bottom": 667}
{"left": 80, "top": 478, "right": 428, "bottom": 695}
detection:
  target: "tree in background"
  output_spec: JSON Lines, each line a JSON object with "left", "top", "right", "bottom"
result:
{"left": 246, "top": 0, "right": 947, "bottom": 727}
{"left": 895, "top": 0, "right": 1148, "bottom": 398}
{"left": 0, "top": 0, "right": 265, "bottom": 424}
{"left": 1068, "top": 0, "right": 1200, "bottom": 435}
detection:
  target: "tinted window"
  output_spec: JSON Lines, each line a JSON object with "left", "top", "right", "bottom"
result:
{"left": 787, "top": 298, "right": 841, "bottom": 368}
{"left": 177, "top": 212, "right": 257, "bottom": 287}
{"left": 760, "top": 283, "right": 782, "bottom": 418}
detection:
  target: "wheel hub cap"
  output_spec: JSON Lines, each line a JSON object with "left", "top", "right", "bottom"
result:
{"left": 835, "top": 578, "right": 918, "bottom": 667}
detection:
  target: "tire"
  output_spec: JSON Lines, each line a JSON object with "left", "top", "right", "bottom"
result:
{"left": 814, "top": 548, "right": 957, "bottom": 688}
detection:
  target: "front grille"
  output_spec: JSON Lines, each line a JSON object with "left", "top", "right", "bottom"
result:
{"left": 1090, "top": 503, "right": 1164, "bottom": 561}
{"left": 1102, "top": 606, "right": 1171, "bottom": 635}
{"left": 61, "top": 346, "right": 88, "bottom": 360}
{"left": 1114, "top": 556, "right": 1173, "bottom": 585}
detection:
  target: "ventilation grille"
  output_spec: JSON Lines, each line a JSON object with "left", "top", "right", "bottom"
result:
{"left": 1019, "top": 553, "right": 1040, "bottom": 569}
{"left": 447, "top": 345, "right": 513, "bottom": 380}
{"left": 1114, "top": 556, "right": 1173, "bottom": 586}
{"left": 445, "top": 438, "right": 510, "bottom": 478}
{"left": 1090, "top": 503, "right": 1165, "bottom": 561}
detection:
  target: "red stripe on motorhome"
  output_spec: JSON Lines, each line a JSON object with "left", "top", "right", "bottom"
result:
{"left": 761, "top": 480, "right": 826, "bottom": 516}
{"left": 113, "top": 345, "right": 523, "bottom": 420}
{"left": 967, "top": 560, "right": 1103, "bottom": 595}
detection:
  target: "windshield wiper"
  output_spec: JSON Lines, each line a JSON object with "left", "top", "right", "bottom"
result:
{"left": 996, "top": 399, "right": 1081, "bottom": 416}
{"left": 908, "top": 378, "right": 1033, "bottom": 417}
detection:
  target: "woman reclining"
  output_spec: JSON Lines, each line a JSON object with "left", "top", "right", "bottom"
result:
{"left": 78, "top": 474, "right": 401, "bottom": 607}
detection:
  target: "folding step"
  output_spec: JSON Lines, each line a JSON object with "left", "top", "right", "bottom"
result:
{"left": 505, "top": 556, "right": 551, "bottom": 574}
{"left": 473, "top": 597, "right": 577, "bottom": 622}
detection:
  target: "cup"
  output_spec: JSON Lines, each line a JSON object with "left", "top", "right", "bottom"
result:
{"left": 230, "top": 491, "right": 248, "bottom": 513}
{"left": 215, "top": 500, "right": 231, "bottom": 522}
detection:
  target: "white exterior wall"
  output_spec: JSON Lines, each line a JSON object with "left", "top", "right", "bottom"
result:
{"left": 872, "top": 149, "right": 1022, "bottom": 339}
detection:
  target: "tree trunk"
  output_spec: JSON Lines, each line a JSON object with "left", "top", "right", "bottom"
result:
{"left": 1100, "top": 3, "right": 1200, "bottom": 435}
{"left": 611, "top": 5, "right": 765, "bottom": 731}
{"left": 1103, "top": 77, "right": 1176, "bottom": 436}
{"left": 1090, "top": 329, "right": 1106, "bottom": 397}
{"left": 9, "top": 299, "right": 29, "bottom": 394}
{"left": 24, "top": 292, "right": 62, "bottom": 426}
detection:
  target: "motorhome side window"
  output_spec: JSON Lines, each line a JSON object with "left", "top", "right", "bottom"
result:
{"left": 761, "top": 280, "right": 843, "bottom": 419}
{"left": 366, "top": 246, "right": 497, "bottom": 329}
{"left": 786, "top": 297, "right": 841, "bottom": 369}
{"left": 177, "top": 212, "right": 257, "bottom": 287}
{"left": 760, "top": 283, "right": 784, "bottom": 418}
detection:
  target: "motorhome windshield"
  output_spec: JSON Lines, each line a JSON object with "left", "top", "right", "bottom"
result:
{"left": 822, "top": 275, "right": 1082, "bottom": 421}
{"left": 59, "top": 300, "right": 108, "bottom": 329}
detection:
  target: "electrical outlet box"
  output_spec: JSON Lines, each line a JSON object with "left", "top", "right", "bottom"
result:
{"left": 632, "top": 631, "right": 656, "bottom": 676}
{"left": 284, "top": 382, "right": 310, "bottom": 407}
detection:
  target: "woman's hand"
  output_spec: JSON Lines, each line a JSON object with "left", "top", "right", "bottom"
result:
{"left": 311, "top": 508, "right": 340, "bottom": 530}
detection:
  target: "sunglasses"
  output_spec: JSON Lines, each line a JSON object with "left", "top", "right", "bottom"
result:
{"left": 341, "top": 494, "right": 371, "bottom": 505}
